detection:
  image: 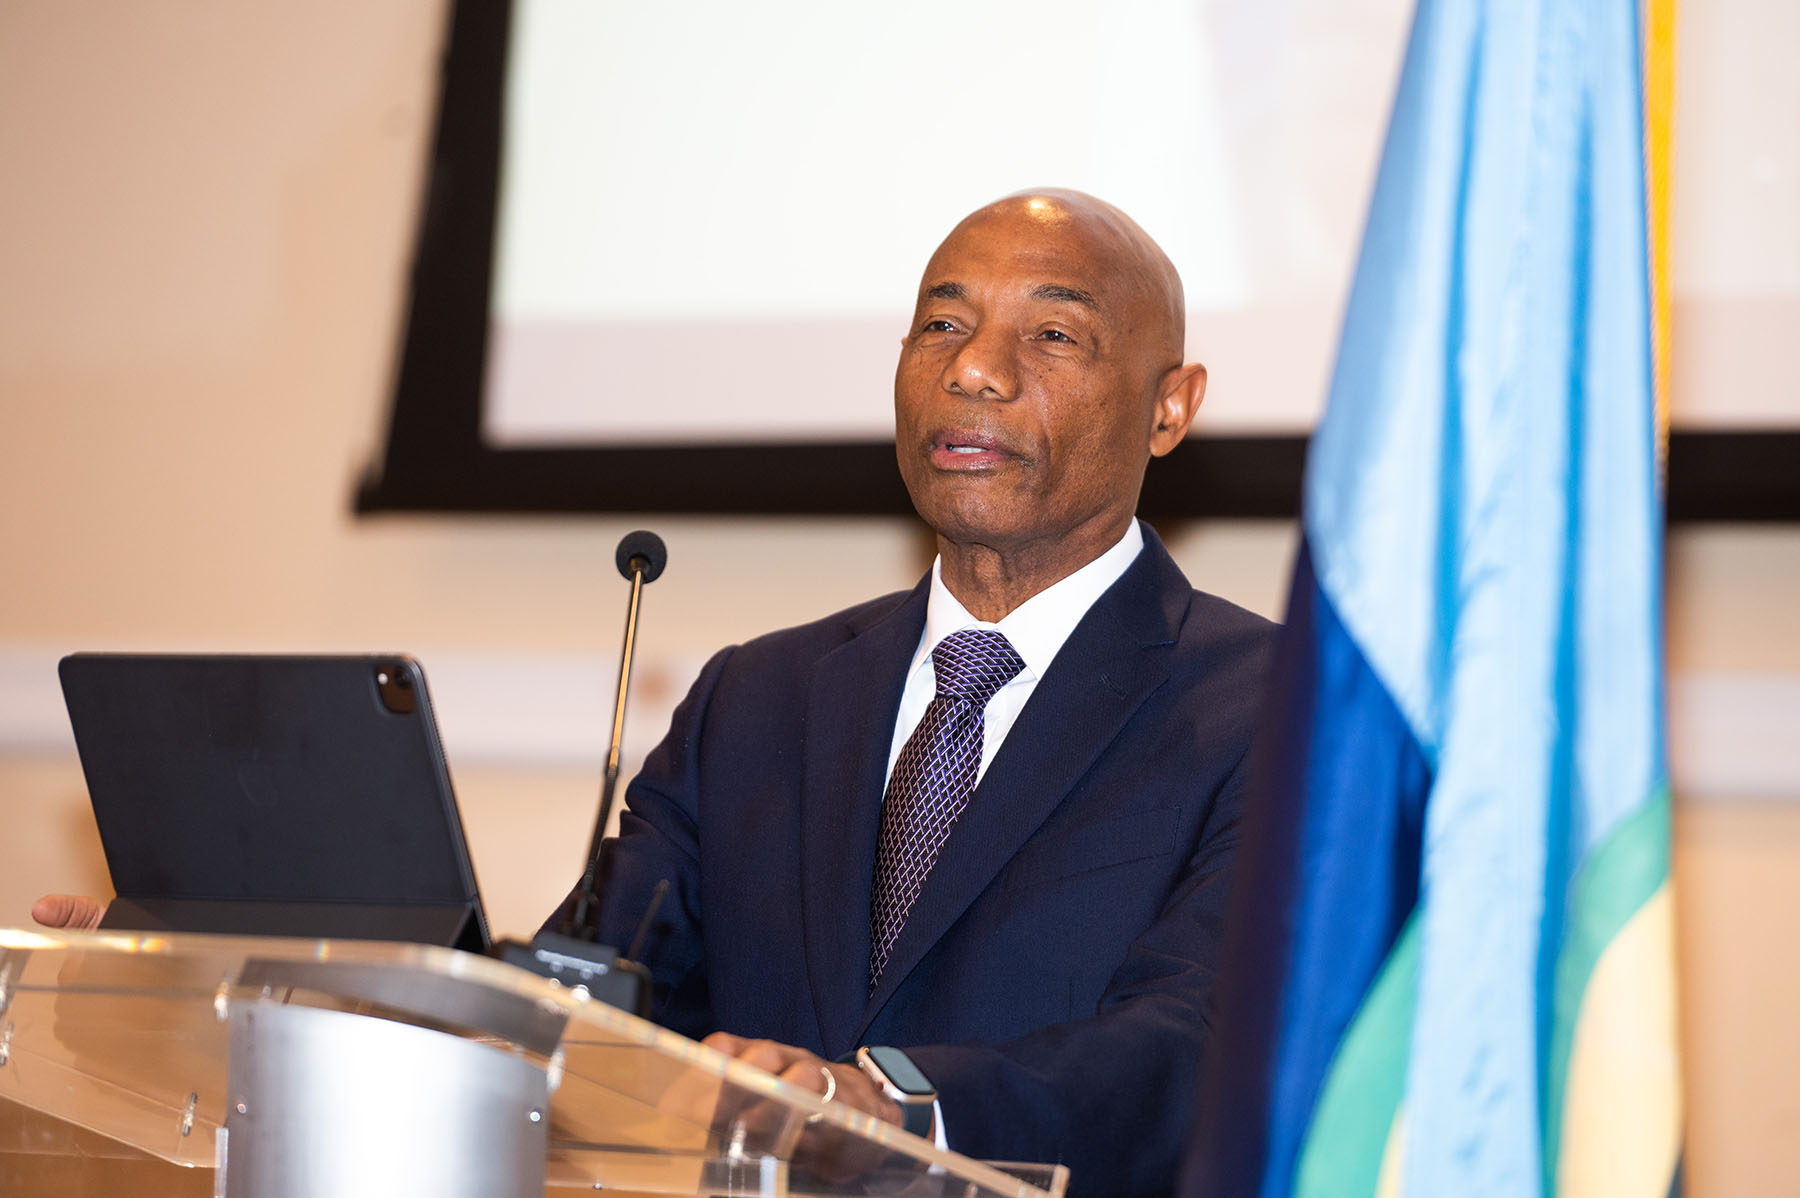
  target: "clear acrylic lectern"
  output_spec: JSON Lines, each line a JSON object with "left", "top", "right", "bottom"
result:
{"left": 0, "top": 928, "right": 1068, "bottom": 1197}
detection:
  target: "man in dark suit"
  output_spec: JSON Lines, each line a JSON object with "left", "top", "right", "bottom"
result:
{"left": 578, "top": 190, "right": 1275, "bottom": 1196}
{"left": 37, "top": 189, "right": 1273, "bottom": 1196}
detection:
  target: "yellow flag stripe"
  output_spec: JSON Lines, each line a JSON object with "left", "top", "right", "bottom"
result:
{"left": 1558, "top": 884, "right": 1684, "bottom": 1196}
{"left": 1644, "top": 0, "right": 1675, "bottom": 463}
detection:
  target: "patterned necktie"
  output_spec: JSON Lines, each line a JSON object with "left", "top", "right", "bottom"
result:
{"left": 869, "top": 628, "right": 1025, "bottom": 989}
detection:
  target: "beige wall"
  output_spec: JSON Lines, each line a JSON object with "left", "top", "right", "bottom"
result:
{"left": 1, "top": 4, "right": 1796, "bottom": 1194}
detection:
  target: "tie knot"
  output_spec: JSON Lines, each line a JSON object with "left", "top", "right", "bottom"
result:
{"left": 931, "top": 628, "right": 1025, "bottom": 706}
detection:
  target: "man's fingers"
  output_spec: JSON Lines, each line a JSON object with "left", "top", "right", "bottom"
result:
{"left": 733, "top": 1039, "right": 809, "bottom": 1077}
{"left": 700, "top": 1034, "right": 901, "bottom": 1129}
{"left": 705, "top": 1037, "right": 863, "bottom": 1107}
{"left": 702, "top": 1032, "right": 813, "bottom": 1075}
{"left": 700, "top": 1031, "right": 747, "bottom": 1056}
{"left": 778, "top": 1059, "right": 836, "bottom": 1098}
{"left": 31, "top": 894, "right": 106, "bottom": 931}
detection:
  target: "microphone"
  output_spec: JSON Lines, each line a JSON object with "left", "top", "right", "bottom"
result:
{"left": 492, "top": 531, "right": 668, "bottom": 1017}
{"left": 570, "top": 530, "right": 667, "bottom": 933}
{"left": 615, "top": 529, "right": 667, "bottom": 584}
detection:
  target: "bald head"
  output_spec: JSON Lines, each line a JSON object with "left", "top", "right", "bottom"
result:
{"left": 931, "top": 189, "right": 1188, "bottom": 369}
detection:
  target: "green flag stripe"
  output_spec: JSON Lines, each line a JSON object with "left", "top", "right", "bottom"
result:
{"left": 1295, "top": 911, "right": 1422, "bottom": 1197}
{"left": 1541, "top": 784, "right": 1673, "bottom": 1188}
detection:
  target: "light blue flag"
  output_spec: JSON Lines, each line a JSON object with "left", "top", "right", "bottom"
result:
{"left": 1184, "top": 0, "right": 1682, "bottom": 1194}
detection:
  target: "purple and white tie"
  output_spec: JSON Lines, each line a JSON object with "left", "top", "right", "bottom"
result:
{"left": 869, "top": 628, "right": 1025, "bottom": 989}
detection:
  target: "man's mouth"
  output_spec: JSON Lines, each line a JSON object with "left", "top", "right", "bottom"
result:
{"left": 929, "top": 431, "right": 1017, "bottom": 470}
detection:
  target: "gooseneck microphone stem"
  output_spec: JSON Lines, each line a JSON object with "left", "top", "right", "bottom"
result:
{"left": 565, "top": 531, "right": 667, "bottom": 941}
{"left": 590, "top": 558, "right": 645, "bottom": 865}
{"left": 495, "top": 531, "right": 665, "bottom": 1016}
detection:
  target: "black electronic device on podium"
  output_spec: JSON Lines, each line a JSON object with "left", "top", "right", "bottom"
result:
{"left": 60, "top": 651, "right": 492, "bottom": 954}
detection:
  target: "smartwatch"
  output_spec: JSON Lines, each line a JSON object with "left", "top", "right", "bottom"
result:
{"left": 854, "top": 1046, "right": 937, "bottom": 1139}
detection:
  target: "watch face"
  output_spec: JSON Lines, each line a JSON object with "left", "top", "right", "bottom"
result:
{"left": 863, "top": 1046, "right": 934, "bottom": 1098}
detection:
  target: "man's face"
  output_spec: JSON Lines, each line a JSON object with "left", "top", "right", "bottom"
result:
{"left": 894, "top": 201, "right": 1179, "bottom": 558}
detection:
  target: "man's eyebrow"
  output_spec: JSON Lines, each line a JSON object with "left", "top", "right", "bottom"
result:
{"left": 924, "top": 281, "right": 965, "bottom": 301}
{"left": 1031, "top": 284, "right": 1100, "bottom": 309}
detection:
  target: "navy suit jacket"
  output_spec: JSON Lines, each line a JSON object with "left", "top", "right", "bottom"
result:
{"left": 584, "top": 524, "right": 1275, "bottom": 1196}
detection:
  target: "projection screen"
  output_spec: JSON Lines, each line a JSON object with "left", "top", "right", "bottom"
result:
{"left": 359, "top": 0, "right": 1799, "bottom": 520}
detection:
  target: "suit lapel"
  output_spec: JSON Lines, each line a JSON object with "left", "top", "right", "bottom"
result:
{"left": 799, "top": 580, "right": 929, "bottom": 1056}
{"left": 856, "top": 531, "right": 1190, "bottom": 1039}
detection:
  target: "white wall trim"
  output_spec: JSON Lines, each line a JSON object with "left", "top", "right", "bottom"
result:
{"left": 1666, "top": 672, "right": 1800, "bottom": 801}
{"left": 2, "top": 646, "right": 1796, "bottom": 801}
{"left": 0, "top": 645, "right": 706, "bottom": 772}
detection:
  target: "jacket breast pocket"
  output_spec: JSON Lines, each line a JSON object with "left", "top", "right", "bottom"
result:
{"left": 1001, "top": 807, "right": 1181, "bottom": 896}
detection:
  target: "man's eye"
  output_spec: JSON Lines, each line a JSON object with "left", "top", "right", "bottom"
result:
{"left": 921, "top": 319, "right": 957, "bottom": 333}
{"left": 1039, "top": 328, "right": 1074, "bottom": 343}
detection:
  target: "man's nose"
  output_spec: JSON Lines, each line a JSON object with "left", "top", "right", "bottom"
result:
{"left": 944, "top": 326, "right": 1016, "bottom": 401}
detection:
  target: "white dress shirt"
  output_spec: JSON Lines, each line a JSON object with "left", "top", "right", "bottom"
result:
{"left": 885, "top": 520, "right": 1146, "bottom": 786}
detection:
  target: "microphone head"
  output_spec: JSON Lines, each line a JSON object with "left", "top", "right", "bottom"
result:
{"left": 615, "top": 530, "right": 667, "bottom": 583}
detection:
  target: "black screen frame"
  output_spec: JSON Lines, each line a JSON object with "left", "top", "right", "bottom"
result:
{"left": 355, "top": 0, "right": 1798, "bottom": 524}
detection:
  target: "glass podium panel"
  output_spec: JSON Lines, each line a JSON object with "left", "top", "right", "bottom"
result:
{"left": 0, "top": 929, "right": 1068, "bottom": 1198}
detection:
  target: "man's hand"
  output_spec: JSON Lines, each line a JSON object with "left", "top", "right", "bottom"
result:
{"left": 30, "top": 894, "right": 107, "bottom": 931}
{"left": 701, "top": 1033, "right": 903, "bottom": 1128}
{"left": 701, "top": 1033, "right": 913, "bottom": 1184}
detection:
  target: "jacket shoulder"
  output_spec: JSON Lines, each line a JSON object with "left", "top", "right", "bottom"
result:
{"left": 1180, "top": 587, "right": 1280, "bottom": 652}
{"left": 1165, "top": 588, "right": 1280, "bottom": 728}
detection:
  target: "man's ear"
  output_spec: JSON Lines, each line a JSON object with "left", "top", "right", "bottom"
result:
{"left": 1148, "top": 362, "right": 1207, "bottom": 457}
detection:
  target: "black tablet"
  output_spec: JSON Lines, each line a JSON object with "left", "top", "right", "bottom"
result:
{"left": 58, "top": 654, "right": 490, "bottom": 952}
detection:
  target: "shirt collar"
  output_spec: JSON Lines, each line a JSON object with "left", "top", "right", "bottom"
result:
{"left": 910, "top": 519, "right": 1146, "bottom": 686}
